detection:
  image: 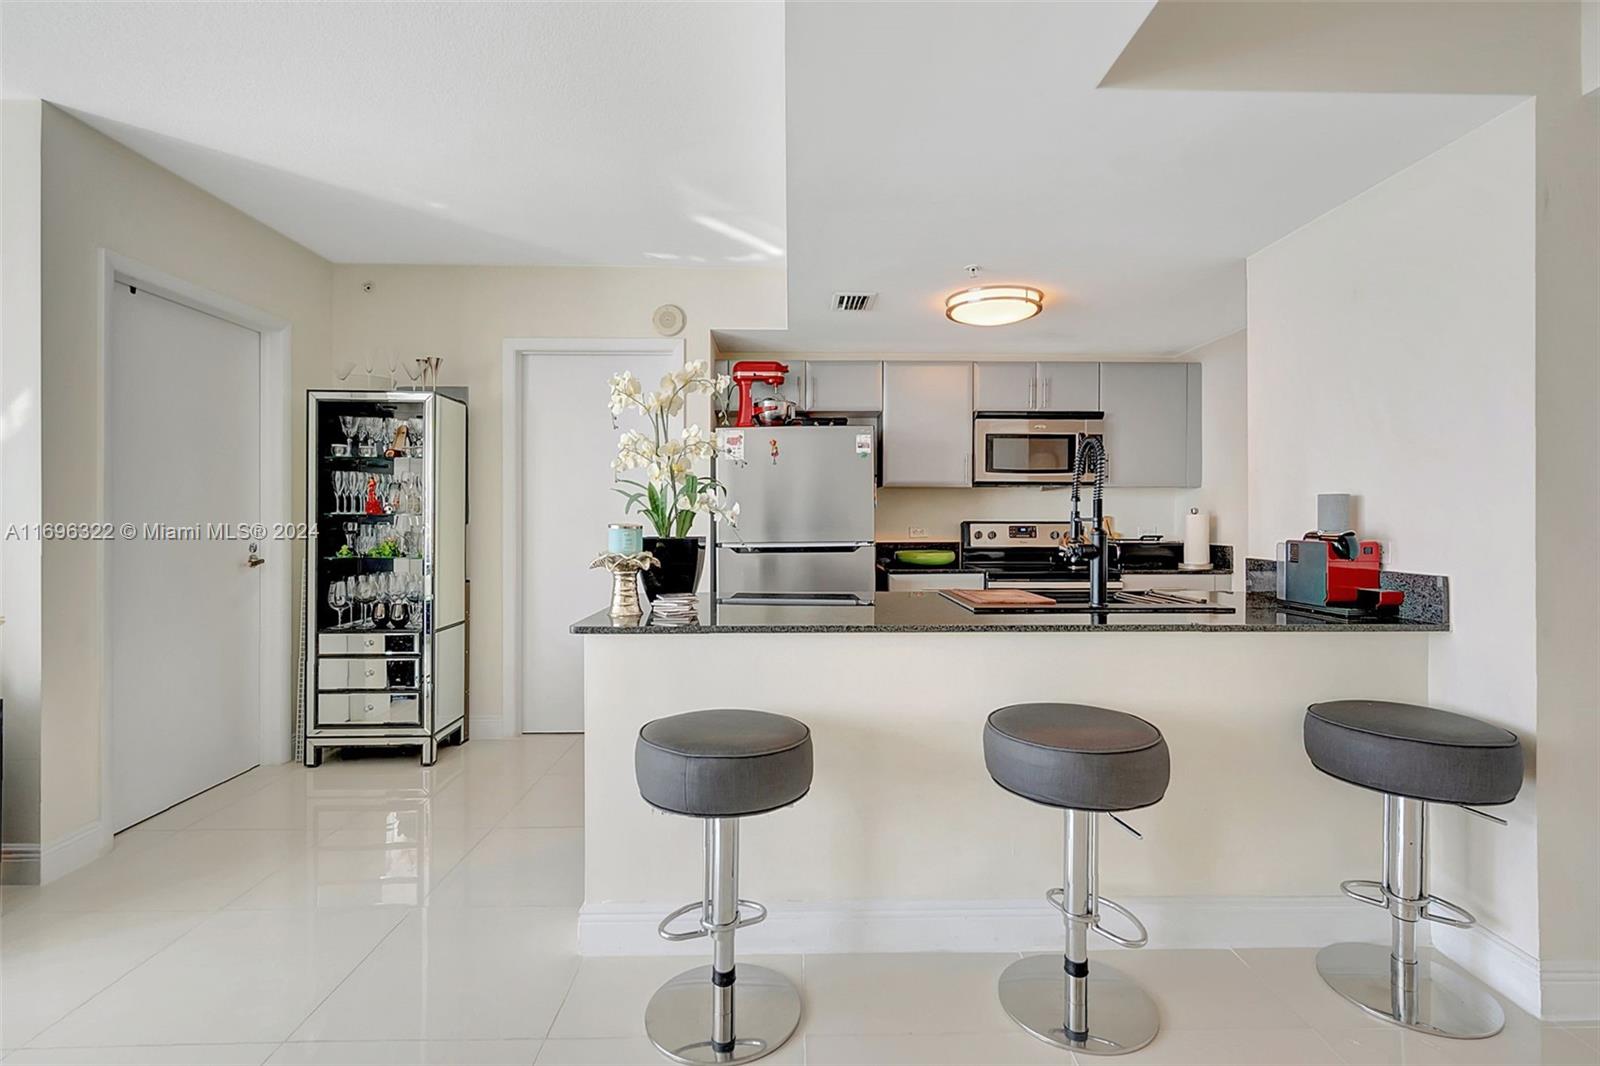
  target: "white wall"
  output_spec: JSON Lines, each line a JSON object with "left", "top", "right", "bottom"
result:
{"left": 328, "top": 264, "right": 787, "bottom": 736}
{"left": 1, "top": 100, "right": 44, "bottom": 879}
{"left": 30, "top": 106, "right": 333, "bottom": 859}
{"left": 1248, "top": 103, "right": 1539, "bottom": 956}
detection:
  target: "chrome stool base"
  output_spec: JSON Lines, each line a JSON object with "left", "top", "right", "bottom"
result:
{"left": 998, "top": 954, "right": 1158, "bottom": 1056}
{"left": 644, "top": 964, "right": 802, "bottom": 1065}
{"left": 1316, "top": 942, "right": 1505, "bottom": 1039}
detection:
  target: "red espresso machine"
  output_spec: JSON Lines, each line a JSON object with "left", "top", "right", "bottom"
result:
{"left": 1277, "top": 531, "right": 1405, "bottom": 616}
{"left": 730, "top": 360, "right": 789, "bottom": 427}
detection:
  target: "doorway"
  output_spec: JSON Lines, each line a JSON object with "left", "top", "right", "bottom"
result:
{"left": 106, "top": 280, "right": 265, "bottom": 830}
{"left": 506, "top": 339, "right": 685, "bottom": 733}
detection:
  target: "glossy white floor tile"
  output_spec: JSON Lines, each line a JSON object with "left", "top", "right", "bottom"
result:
{"left": 0, "top": 910, "right": 206, "bottom": 1049}
{"left": 803, "top": 1031, "right": 1079, "bottom": 1065}
{"left": 1, "top": 1044, "right": 279, "bottom": 1064}
{"left": 1, "top": 736, "right": 1569, "bottom": 1065}
{"left": 548, "top": 954, "right": 805, "bottom": 1040}
{"left": 29, "top": 830, "right": 311, "bottom": 913}
{"left": 534, "top": 1036, "right": 801, "bottom": 1066}
{"left": 288, "top": 907, "right": 580, "bottom": 1042}
{"left": 29, "top": 908, "right": 407, "bottom": 1047}
{"left": 425, "top": 827, "right": 584, "bottom": 907}
{"left": 265, "top": 1039, "right": 541, "bottom": 1065}
{"left": 1106, "top": 948, "right": 1312, "bottom": 1031}
{"left": 501, "top": 772, "right": 584, "bottom": 828}
{"left": 801, "top": 952, "right": 1021, "bottom": 1035}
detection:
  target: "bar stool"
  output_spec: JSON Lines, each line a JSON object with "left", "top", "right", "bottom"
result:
{"left": 983, "top": 703, "right": 1171, "bottom": 1056}
{"left": 1304, "top": 699, "right": 1523, "bottom": 1039}
{"left": 635, "top": 708, "right": 813, "bottom": 1065}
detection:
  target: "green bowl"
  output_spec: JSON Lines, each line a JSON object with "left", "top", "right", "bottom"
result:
{"left": 895, "top": 549, "right": 957, "bottom": 567}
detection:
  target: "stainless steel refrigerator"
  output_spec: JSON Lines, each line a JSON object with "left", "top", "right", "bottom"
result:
{"left": 711, "top": 425, "right": 877, "bottom": 606}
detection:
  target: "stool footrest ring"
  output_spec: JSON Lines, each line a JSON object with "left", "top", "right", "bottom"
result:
{"left": 1043, "top": 889, "right": 1149, "bottom": 948}
{"left": 1420, "top": 893, "right": 1476, "bottom": 929}
{"left": 1338, "top": 879, "right": 1477, "bottom": 930}
{"left": 1091, "top": 895, "right": 1149, "bottom": 948}
{"left": 1340, "top": 879, "right": 1390, "bottom": 909}
{"left": 656, "top": 898, "right": 770, "bottom": 942}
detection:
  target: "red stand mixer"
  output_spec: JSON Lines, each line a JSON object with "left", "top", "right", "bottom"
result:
{"left": 730, "top": 360, "right": 790, "bottom": 427}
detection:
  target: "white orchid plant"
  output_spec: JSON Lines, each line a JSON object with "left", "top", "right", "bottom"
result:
{"left": 609, "top": 361, "right": 740, "bottom": 538}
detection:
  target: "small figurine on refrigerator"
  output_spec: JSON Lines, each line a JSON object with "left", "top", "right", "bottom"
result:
{"left": 364, "top": 475, "right": 385, "bottom": 515}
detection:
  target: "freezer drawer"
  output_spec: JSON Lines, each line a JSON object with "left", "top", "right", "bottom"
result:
{"left": 316, "top": 691, "right": 421, "bottom": 727}
{"left": 717, "top": 543, "right": 875, "bottom": 603}
{"left": 318, "top": 656, "right": 419, "bottom": 691}
{"left": 318, "top": 631, "right": 419, "bottom": 657}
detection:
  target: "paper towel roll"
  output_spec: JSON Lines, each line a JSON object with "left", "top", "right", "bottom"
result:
{"left": 1183, "top": 509, "right": 1211, "bottom": 568}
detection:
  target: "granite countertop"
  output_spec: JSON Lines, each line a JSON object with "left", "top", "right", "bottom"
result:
{"left": 572, "top": 591, "right": 1448, "bottom": 635}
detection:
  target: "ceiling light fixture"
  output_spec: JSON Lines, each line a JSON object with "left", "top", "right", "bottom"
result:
{"left": 944, "top": 284, "right": 1044, "bottom": 327}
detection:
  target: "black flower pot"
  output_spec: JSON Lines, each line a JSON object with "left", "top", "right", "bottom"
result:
{"left": 641, "top": 537, "right": 705, "bottom": 601}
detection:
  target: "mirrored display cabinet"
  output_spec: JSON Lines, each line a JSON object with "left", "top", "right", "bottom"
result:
{"left": 304, "top": 390, "right": 467, "bottom": 766}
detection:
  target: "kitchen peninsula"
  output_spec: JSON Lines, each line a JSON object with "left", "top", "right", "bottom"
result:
{"left": 571, "top": 589, "right": 1448, "bottom": 955}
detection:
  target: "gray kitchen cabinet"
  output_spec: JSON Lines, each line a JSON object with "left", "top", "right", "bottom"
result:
{"left": 973, "top": 362, "right": 1036, "bottom": 411}
{"left": 973, "top": 361, "right": 1099, "bottom": 411}
{"left": 1035, "top": 362, "right": 1100, "bottom": 411}
{"left": 805, "top": 360, "right": 883, "bottom": 412}
{"left": 882, "top": 362, "right": 974, "bottom": 487}
{"left": 1099, "top": 362, "right": 1201, "bottom": 488}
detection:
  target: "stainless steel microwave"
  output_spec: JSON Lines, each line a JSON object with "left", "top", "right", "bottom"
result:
{"left": 972, "top": 414, "right": 1104, "bottom": 486}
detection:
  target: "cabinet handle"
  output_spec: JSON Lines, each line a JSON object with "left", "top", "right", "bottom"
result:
{"left": 1029, "top": 377, "right": 1036, "bottom": 409}
{"left": 1043, "top": 378, "right": 1052, "bottom": 408}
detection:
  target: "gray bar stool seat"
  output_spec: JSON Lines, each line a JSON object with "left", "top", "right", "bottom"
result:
{"left": 984, "top": 703, "right": 1170, "bottom": 1056}
{"left": 636, "top": 709, "right": 812, "bottom": 1065}
{"left": 1305, "top": 699, "right": 1523, "bottom": 1040}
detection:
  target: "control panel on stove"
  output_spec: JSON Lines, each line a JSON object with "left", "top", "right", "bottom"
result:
{"left": 965, "top": 521, "right": 1076, "bottom": 545}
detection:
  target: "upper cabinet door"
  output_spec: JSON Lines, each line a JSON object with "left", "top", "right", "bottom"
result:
{"left": 973, "top": 362, "right": 1036, "bottom": 411}
{"left": 1035, "top": 362, "right": 1100, "bottom": 412}
{"left": 805, "top": 361, "right": 883, "bottom": 412}
{"left": 882, "top": 362, "right": 974, "bottom": 487}
{"left": 1099, "top": 362, "right": 1199, "bottom": 488}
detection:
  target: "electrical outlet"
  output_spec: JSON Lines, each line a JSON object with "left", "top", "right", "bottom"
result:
{"left": 908, "top": 526, "right": 927, "bottom": 539}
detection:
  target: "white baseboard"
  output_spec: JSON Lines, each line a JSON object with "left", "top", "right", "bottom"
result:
{"left": 578, "top": 895, "right": 1394, "bottom": 957}
{"left": 1432, "top": 921, "right": 1543, "bottom": 1019}
{"left": 469, "top": 713, "right": 510, "bottom": 739}
{"left": 37, "top": 820, "right": 112, "bottom": 883}
{"left": 1539, "top": 959, "right": 1600, "bottom": 1024}
{"left": 1, "top": 843, "right": 41, "bottom": 884}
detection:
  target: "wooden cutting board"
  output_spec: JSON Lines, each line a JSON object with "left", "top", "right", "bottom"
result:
{"left": 942, "top": 588, "right": 1055, "bottom": 609}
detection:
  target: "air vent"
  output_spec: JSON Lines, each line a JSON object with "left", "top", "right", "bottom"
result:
{"left": 831, "top": 291, "right": 878, "bottom": 312}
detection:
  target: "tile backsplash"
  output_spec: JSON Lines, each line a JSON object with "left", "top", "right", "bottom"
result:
{"left": 876, "top": 486, "right": 1211, "bottom": 543}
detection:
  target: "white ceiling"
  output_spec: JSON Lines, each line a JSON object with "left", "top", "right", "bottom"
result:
{"left": 3, "top": 1, "right": 1521, "bottom": 354}
{"left": 0, "top": 1, "right": 786, "bottom": 266}
{"left": 715, "top": 2, "right": 1520, "bottom": 355}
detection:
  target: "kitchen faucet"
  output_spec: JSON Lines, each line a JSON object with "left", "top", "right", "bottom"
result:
{"left": 1062, "top": 436, "right": 1110, "bottom": 608}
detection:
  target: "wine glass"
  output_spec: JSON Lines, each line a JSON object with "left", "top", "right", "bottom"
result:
{"left": 338, "top": 415, "right": 357, "bottom": 453}
{"left": 354, "top": 575, "right": 375, "bottom": 628}
{"left": 327, "top": 583, "right": 348, "bottom": 629}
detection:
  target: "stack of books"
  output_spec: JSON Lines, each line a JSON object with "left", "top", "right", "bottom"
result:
{"left": 649, "top": 593, "right": 700, "bottom": 627}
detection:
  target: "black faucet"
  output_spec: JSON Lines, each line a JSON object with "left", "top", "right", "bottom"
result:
{"left": 1061, "top": 436, "right": 1110, "bottom": 608}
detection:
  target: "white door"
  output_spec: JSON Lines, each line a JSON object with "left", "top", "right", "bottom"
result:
{"left": 521, "top": 351, "right": 679, "bottom": 732}
{"left": 108, "top": 282, "right": 262, "bottom": 830}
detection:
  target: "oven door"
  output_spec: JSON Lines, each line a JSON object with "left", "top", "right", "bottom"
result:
{"left": 972, "top": 418, "right": 1098, "bottom": 485}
